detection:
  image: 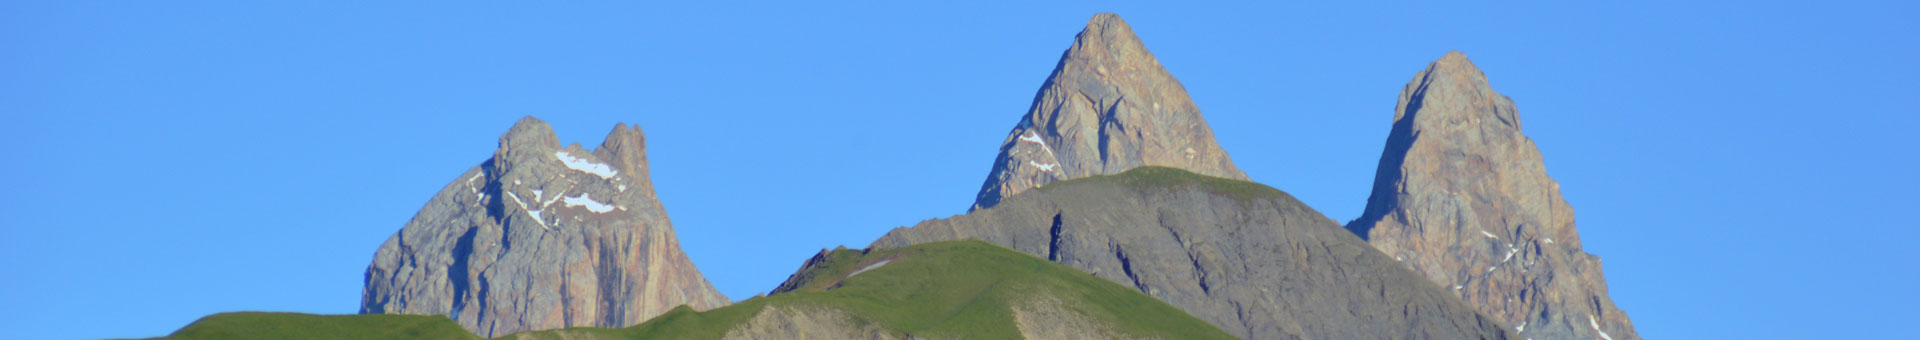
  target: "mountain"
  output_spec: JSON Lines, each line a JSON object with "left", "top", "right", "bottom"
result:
{"left": 360, "top": 117, "right": 728, "bottom": 337}
{"left": 875, "top": 167, "right": 1516, "bottom": 340}
{"left": 1345, "top": 52, "right": 1639, "bottom": 340}
{"left": 506, "top": 240, "right": 1236, "bottom": 339}
{"left": 972, "top": 13, "right": 1246, "bottom": 211}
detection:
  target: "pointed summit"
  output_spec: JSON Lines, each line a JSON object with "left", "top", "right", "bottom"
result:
{"left": 362, "top": 117, "right": 728, "bottom": 337}
{"left": 1349, "top": 52, "right": 1640, "bottom": 340}
{"left": 971, "top": 13, "right": 1246, "bottom": 210}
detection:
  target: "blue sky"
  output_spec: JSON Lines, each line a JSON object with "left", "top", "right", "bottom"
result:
{"left": 3, "top": 1, "right": 1914, "bottom": 339}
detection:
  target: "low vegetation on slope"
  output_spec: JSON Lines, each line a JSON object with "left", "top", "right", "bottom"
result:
{"left": 159, "top": 312, "right": 480, "bottom": 340}
{"left": 512, "top": 240, "right": 1236, "bottom": 339}
{"left": 155, "top": 241, "right": 1235, "bottom": 339}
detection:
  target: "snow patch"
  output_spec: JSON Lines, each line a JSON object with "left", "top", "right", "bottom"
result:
{"left": 562, "top": 193, "right": 616, "bottom": 213}
{"left": 504, "top": 192, "right": 550, "bottom": 230}
{"left": 848, "top": 260, "right": 891, "bottom": 278}
{"left": 1016, "top": 131, "right": 1057, "bottom": 156}
{"left": 1480, "top": 230, "right": 1499, "bottom": 239}
{"left": 1028, "top": 160, "right": 1058, "bottom": 172}
{"left": 554, "top": 151, "right": 619, "bottom": 179}
{"left": 1516, "top": 321, "right": 1526, "bottom": 332}
{"left": 1589, "top": 315, "right": 1614, "bottom": 340}
{"left": 1544, "top": 238, "right": 1555, "bottom": 244}
{"left": 1018, "top": 133, "right": 1046, "bottom": 145}
{"left": 466, "top": 173, "right": 484, "bottom": 194}
{"left": 617, "top": 184, "right": 627, "bottom": 192}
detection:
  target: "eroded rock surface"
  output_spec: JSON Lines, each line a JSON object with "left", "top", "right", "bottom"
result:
{"left": 878, "top": 167, "right": 1516, "bottom": 340}
{"left": 972, "top": 13, "right": 1246, "bottom": 211}
{"left": 1347, "top": 52, "right": 1639, "bottom": 340}
{"left": 361, "top": 116, "right": 728, "bottom": 337}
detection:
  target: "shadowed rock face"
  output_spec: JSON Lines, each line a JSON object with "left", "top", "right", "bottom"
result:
{"left": 972, "top": 13, "right": 1246, "bottom": 211}
{"left": 1347, "top": 52, "right": 1639, "bottom": 340}
{"left": 878, "top": 167, "right": 1516, "bottom": 340}
{"left": 360, "top": 116, "right": 728, "bottom": 337}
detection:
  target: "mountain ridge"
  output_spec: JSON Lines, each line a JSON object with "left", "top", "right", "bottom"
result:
{"left": 971, "top": 12, "right": 1247, "bottom": 211}
{"left": 1348, "top": 51, "right": 1639, "bottom": 340}
{"left": 360, "top": 116, "right": 728, "bottom": 337}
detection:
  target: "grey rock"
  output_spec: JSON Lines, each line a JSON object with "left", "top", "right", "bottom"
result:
{"left": 361, "top": 116, "right": 728, "bottom": 337}
{"left": 1347, "top": 51, "right": 1639, "bottom": 340}
{"left": 876, "top": 167, "right": 1516, "bottom": 340}
{"left": 972, "top": 13, "right": 1247, "bottom": 211}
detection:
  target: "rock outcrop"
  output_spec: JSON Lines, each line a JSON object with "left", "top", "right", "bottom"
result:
{"left": 360, "top": 116, "right": 728, "bottom": 337}
{"left": 972, "top": 13, "right": 1246, "bottom": 211}
{"left": 876, "top": 167, "right": 1517, "bottom": 340}
{"left": 1346, "top": 52, "right": 1638, "bottom": 340}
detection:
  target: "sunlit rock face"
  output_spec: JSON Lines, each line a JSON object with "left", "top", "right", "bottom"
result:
{"left": 361, "top": 116, "right": 727, "bottom": 337}
{"left": 971, "top": 13, "right": 1247, "bottom": 211}
{"left": 1347, "top": 51, "right": 1639, "bottom": 340}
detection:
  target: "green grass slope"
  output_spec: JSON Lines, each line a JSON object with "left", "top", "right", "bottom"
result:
{"left": 153, "top": 241, "right": 1234, "bottom": 340}
{"left": 514, "top": 240, "right": 1237, "bottom": 339}
{"left": 158, "top": 312, "right": 480, "bottom": 340}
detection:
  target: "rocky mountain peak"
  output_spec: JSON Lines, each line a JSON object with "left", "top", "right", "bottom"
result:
{"left": 594, "top": 123, "right": 649, "bottom": 175}
{"left": 1349, "top": 52, "right": 1637, "bottom": 340}
{"left": 1068, "top": 13, "right": 1152, "bottom": 66}
{"left": 362, "top": 116, "right": 727, "bottom": 337}
{"left": 971, "top": 13, "right": 1246, "bottom": 210}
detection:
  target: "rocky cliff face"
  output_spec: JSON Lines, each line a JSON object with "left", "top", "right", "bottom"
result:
{"left": 972, "top": 13, "right": 1246, "bottom": 211}
{"left": 1346, "top": 52, "right": 1638, "bottom": 340}
{"left": 360, "top": 116, "right": 728, "bottom": 337}
{"left": 877, "top": 167, "right": 1516, "bottom": 340}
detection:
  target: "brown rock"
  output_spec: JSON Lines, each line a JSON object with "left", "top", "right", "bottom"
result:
{"left": 360, "top": 116, "right": 728, "bottom": 337}
{"left": 1347, "top": 51, "right": 1639, "bottom": 340}
{"left": 971, "top": 13, "right": 1246, "bottom": 211}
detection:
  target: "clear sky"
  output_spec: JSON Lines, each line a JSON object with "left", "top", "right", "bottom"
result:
{"left": 3, "top": 1, "right": 1914, "bottom": 339}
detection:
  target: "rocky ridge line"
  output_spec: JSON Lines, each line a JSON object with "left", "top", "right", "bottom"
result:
{"left": 972, "top": 13, "right": 1247, "bottom": 211}
{"left": 361, "top": 116, "right": 728, "bottom": 337}
{"left": 1347, "top": 51, "right": 1639, "bottom": 340}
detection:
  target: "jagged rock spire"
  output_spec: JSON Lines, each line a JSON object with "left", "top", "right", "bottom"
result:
{"left": 1349, "top": 51, "right": 1640, "bottom": 340}
{"left": 361, "top": 116, "right": 728, "bottom": 337}
{"left": 971, "top": 13, "right": 1246, "bottom": 210}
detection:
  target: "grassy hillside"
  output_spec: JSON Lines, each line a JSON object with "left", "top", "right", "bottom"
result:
{"left": 1044, "top": 166, "right": 1291, "bottom": 202}
{"left": 159, "top": 312, "right": 479, "bottom": 340}
{"left": 513, "top": 240, "right": 1236, "bottom": 339}
{"left": 155, "top": 241, "right": 1235, "bottom": 339}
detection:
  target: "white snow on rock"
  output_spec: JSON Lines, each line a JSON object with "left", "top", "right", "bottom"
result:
{"left": 1480, "top": 230, "right": 1500, "bottom": 239}
{"left": 1516, "top": 321, "right": 1526, "bottom": 332}
{"left": 562, "top": 193, "right": 616, "bottom": 213}
{"left": 617, "top": 184, "right": 627, "bottom": 192}
{"left": 1589, "top": 315, "right": 1614, "bottom": 340}
{"left": 848, "top": 260, "right": 892, "bottom": 278}
{"left": 1028, "top": 160, "right": 1058, "bottom": 172}
{"left": 505, "top": 192, "right": 550, "bottom": 230}
{"left": 1016, "top": 131, "right": 1057, "bottom": 156}
{"left": 465, "top": 173, "right": 484, "bottom": 194}
{"left": 554, "top": 151, "right": 619, "bottom": 179}
{"left": 1018, "top": 133, "right": 1046, "bottom": 145}
{"left": 1544, "top": 237, "right": 1555, "bottom": 244}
